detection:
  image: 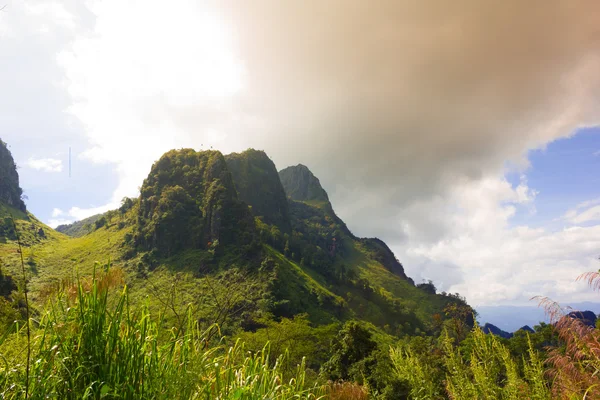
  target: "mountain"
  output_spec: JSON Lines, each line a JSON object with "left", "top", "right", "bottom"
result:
{"left": 477, "top": 305, "right": 549, "bottom": 332}
{"left": 0, "top": 143, "right": 477, "bottom": 397}
{"left": 0, "top": 139, "right": 58, "bottom": 245}
{"left": 568, "top": 310, "right": 597, "bottom": 327}
{"left": 279, "top": 164, "right": 330, "bottom": 205}
{"left": 518, "top": 325, "right": 535, "bottom": 333}
{"left": 135, "top": 149, "right": 256, "bottom": 256}
{"left": 0, "top": 139, "right": 26, "bottom": 212}
{"left": 225, "top": 149, "right": 291, "bottom": 232}
{"left": 482, "top": 323, "right": 539, "bottom": 339}
{"left": 0, "top": 145, "right": 471, "bottom": 343}
{"left": 477, "top": 303, "right": 600, "bottom": 332}
{"left": 279, "top": 164, "right": 412, "bottom": 282}
{"left": 481, "top": 323, "right": 513, "bottom": 339}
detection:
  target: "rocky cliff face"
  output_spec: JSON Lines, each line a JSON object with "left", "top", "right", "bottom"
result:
{"left": 0, "top": 139, "right": 26, "bottom": 212}
{"left": 278, "top": 164, "right": 330, "bottom": 204}
{"left": 225, "top": 149, "right": 291, "bottom": 232}
{"left": 135, "top": 149, "right": 255, "bottom": 256}
{"left": 279, "top": 163, "right": 413, "bottom": 283}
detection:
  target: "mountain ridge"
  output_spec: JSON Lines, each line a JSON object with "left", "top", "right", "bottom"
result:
{"left": 0, "top": 144, "right": 472, "bottom": 342}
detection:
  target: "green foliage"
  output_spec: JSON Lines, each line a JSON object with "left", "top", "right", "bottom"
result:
{"left": 0, "top": 268, "right": 325, "bottom": 399}
{"left": 506, "top": 322, "right": 558, "bottom": 360}
{"left": 264, "top": 248, "right": 344, "bottom": 324}
{"left": 0, "top": 268, "right": 16, "bottom": 298}
{"left": 0, "top": 297, "right": 20, "bottom": 332}
{"left": 236, "top": 314, "right": 339, "bottom": 374}
{"left": 320, "top": 321, "right": 407, "bottom": 398}
{"left": 321, "top": 321, "right": 377, "bottom": 383}
{"left": 94, "top": 215, "right": 107, "bottom": 229}
{"left": 56, "top": 214, "right": 104, "bottom": 237}
{"left": 445, "top": 326, "right": 550, "bottom": 399}
{"left": 390, "top": 336, "right": 445, "bottom": 400}
{"left": 136, "top": 149, "right": 257, "bottom": 257}
{"left": 390, "top": 325, "right": 551, "bottom": 400}
{"left": 361, "top": 238, "right": 413, "bottom": 282}
{"left": 0, "top": 203, "right": 57, "bottom": 246}
{"left": 0, "top": 139, "right": 26, "bottom": 212}
{"left": 416, "top": 280, "right": 436, "bottom": 295}
{"left": 119, "top": 197, "right": 136, "bottom": 213}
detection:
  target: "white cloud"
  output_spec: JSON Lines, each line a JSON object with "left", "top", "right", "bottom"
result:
{"left": 594, "top": 150, "right": 600, "bottom": 156}
{"left": 562, "top": 198, "right": 600, "bottom": 224}
{"left": 56, "top": 0, "right": 245, "bottom": 204}
{"left": 47, "top": 202, "right": 118, "bottom": 228}
{"left": 68, "top": 203, "right": 116, "bottom": 221}
{"left": 24, "top": 1, "right": 77, "bottom": 33}
{"left": 398, "top": 177, "right": 600, "bottom": 306}
{"left": 0, "top": 1, "right": 78, "bottom": 38}
{"left": 26, "top": 157, "right": 63, "bottom": 172}
{"left": 567, "top": 205, "right": 600, "bottom": 225}
{"left": 48, "top": 218, "right": 73, "bottom": 228}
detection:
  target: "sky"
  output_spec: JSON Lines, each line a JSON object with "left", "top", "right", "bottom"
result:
{"left": 2, "top": 0, "right": 600, "bottom": 307}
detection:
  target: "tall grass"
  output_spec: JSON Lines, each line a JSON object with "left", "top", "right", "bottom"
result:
{"left": 0, "top": 266, "right": 325, "bottom": 399}
{"left": 442, "top": 326, "right": 550, "bottom": 400}
{"left": 534, "top": 270, "right": 600, "bottom": 399}
{"left": 10, "top": 216, "right": 30, "bottom": 398}
{"left": 390, "top": 325, "right": 550, "bottom": 400}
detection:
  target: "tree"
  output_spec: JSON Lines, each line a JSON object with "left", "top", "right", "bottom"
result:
{"left": 321, "top": 321, "right": 377, "bottom": 382}
{"left": 416, "top": 279, "right": 436, "bottom": 294}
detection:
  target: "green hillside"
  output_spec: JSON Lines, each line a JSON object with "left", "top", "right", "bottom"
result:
{"left": 55, "top": 213, "right": 103, "bottom": 237}
{"left": 0, "top": 147, "right": 470, "bottom": 330}
{"left": 0, "top": 144, "right": 473, "bottom": 398}
{"left": 0, "top": 145, "right": 468, "bottom": 326}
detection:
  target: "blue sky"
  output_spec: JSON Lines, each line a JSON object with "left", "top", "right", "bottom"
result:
{"left": 2, "top": 0, "right": 600, "bottom": 307}
{"left": 507, "top": 127, "right": 600, "bottom": 230}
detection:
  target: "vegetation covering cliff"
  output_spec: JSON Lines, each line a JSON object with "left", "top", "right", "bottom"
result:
{"left": 279, "top": 164, "right": 413, "bottom": 282}
{"left": 0, "top": 139, "right": 26, "bottom": 212}
{"left": 279, "top": 164, "right": 330, "bottom": 205}
{"left": 135, "top": 149, "right": 256, "bottom": 256}
{"left": 225, "top": 149, "right": 291, "bottom": 232}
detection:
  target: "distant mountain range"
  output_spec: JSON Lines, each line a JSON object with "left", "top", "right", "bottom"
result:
{"left": 477, "top": 302, "right": 600, "bottom": 332}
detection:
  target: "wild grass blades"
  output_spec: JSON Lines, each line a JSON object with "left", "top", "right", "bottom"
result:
{"left": 390, "top": 325, "right": 551, "bottom": 400}
{"left": 443, "top": 326, "right": 550, "bottom": 399}
{"left": 390, "top": 343, "right": 444, "bottom": 400}
{"left": 533, "top": 270, "right": 600, "bottom": 399}
{"left": 0, "top": 265, "right": 325, "bottom": 399}
{"left": 10, "top": 216, "right": 30, "bottom": 399}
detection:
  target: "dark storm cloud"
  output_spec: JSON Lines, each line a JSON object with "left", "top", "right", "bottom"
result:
{"left": 200, "top": 0, "right": 600, "bottom": 226}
